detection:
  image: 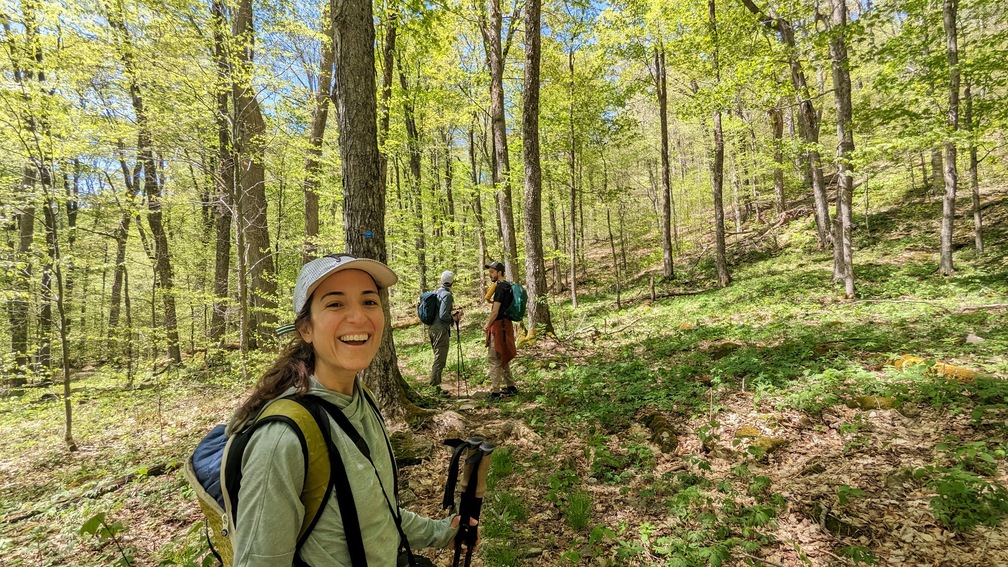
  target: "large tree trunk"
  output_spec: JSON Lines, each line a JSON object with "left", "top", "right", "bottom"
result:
{"left": 521, "top": 0, "right": 553, "bottom": 339}
{"left": 964, "top": 81, "right": 982, "bottom": 254}
{"left": 400, "top": 68, "right": 428, "bottom": 291}
{"left": 480, "top": 0, "right": 518, "bottom": 279}
{"left": 740, "top": 0, "right": 831, "bottom": 249}
{"left": 233, "top": 0, "right": 277, "bottom": 348}
{"left": 655, "top": 45, "right": 674, "bottom": 279}
{"left": 209, "top": 0, "right": 233, "bottom": 344}
{"left": 302, "top": 0, "right": 337, "bottom": 264}
{"left": 940, "top": 0, "right": 959, "bottom": 276}
{"left": 830, "top": 0, "right": 855, "bottom": 298}
{"left": 333, "top": 0, "right": 409, "bottom": 417}
{"left": 710, "top": 0, "right": 730, "bottom": 288}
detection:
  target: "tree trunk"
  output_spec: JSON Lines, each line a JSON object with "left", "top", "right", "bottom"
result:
{"left": 444, "top": 128, "right": 456, "bottom": 238}
{"left": 769, "top": 105, "right": 786, "bottom": 214}
{"left": 106, "top": 1, "right": 183, "bottom": 363}
{"left": 710, "top": 0, "right": 731, "bottom": 288}
{"left": 740, "top": 0, "right": 831, "bottom": 249}
{"left": 41, "top": 198, "right": 77, "bottom": 450}
{"left": 400, "top": 68, "right": 428, "bottom": 291}
{"left": 931, "top": 148, "right": 944, "bottom": 196}
{"left": 548, "top": 193, "right": 561, "bottom": 292}
{"left": 940, "top": 0, "right": 959, "bottom": 276}
{"left": 302, "top": 0, "right": 337, "bottom": 264}
{"left": 567, "top": 49, "right": 578, "bottom": 309}
{"left": 655, "top": 45, "right": 674, "bottom": 279}
{"left": 467, "top": 119, "right": 488, "bottom": 298}
{"left": 964, "top": 81, "right": 982, "bottom": 254}
{"left": 209, "top": 0, "right": 233, "bottom": 344}
{"left": 521, "top": 0, "right": 553, "bottom": 339}
{"left": 333, "top": 0, "right": 410, "bottom": 418}
{"left": 11, "top": 178, "right": 35, "bottom": 374}
{"left": 233, "top": 0, "right": 277, "bottom": 347}
{"left": 480, "top": 0, "right": 518, "bottom": 279}
{"left": 830, "top": 0, "right": 855, "bottom": 298}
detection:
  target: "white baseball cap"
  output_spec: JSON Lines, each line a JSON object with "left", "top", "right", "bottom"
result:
{"left": 441, "top": 270, "right": 455, "bottom": 285}
{"left": 293, "top": 253, "right": 398, "bottom": 315}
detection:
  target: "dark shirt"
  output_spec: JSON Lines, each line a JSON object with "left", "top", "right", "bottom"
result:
{"left": 492, "top": 281, "right": 513, "bottom": 322}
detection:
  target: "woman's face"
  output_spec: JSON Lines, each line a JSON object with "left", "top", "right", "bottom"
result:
{"left": 298, "top": 269, "right": 384, "bottom": 393}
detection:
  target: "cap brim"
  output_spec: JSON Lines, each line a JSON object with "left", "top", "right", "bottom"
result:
{"left": 304, "top": 258, "right": 398, "bottom": 300}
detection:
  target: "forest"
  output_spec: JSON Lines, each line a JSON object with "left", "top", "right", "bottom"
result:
{"left": 1, "top": 0, "right": 1006, "bottom": 564}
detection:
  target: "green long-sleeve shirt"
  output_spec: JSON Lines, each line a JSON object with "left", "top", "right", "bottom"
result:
{"left": 232, "top": 377, "right": 456, "bottom": 566}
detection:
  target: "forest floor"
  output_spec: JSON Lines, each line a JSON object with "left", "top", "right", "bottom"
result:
{"left": 1, "top": 186, "right": 1007, "bottom": 566}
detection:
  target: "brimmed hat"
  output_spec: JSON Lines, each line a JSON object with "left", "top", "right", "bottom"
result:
{"left": 484, "top": 260, "right": 505, "bottom": 272}
{"left": 293, "top": 253, "right": 398, "bottom": 315}
{"left": 441, "top": 270, "right": 455, "bottom": 285}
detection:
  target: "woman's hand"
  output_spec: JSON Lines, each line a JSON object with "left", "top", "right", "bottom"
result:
{"left": 449, "top": 515, "right": 480, "bottom": 550}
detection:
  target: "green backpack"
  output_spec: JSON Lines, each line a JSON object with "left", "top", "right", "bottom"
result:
{"left": 504, "top": 282, "right": 527, "bottom": 321}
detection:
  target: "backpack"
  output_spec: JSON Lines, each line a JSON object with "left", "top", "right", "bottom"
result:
{"left": 504, "top": 282, "right": 527, "bottom": 321}
{"left": 417, "top": 291, "right": 440, "bottom": 325}
{"left": 185, "top": 395, "right": 382, "bottom": 567}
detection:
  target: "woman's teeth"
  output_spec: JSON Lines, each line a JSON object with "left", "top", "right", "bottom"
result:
{"left": 340, "top": 334, "right": 369, "bottom": 343}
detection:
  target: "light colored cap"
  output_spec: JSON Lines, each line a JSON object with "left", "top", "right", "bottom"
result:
{"left": 441, "top": 270, "right": 455, "bottom": 285}
{"left": 293, "top": 254, "right": 398, "bottom": 315}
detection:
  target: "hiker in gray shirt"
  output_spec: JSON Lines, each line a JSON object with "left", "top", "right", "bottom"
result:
{"left": 228, "top": 254, "right": 476, "bottom": 567}
{"left": 429, "top": 270, "right": 460, "bottom": 388}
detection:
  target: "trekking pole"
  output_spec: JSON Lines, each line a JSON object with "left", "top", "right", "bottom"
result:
{"left": 442, "top": 436, "right": 493, "bottom": 567}
{"left": 455, "top": 319, "right": 466, "bottom": 397}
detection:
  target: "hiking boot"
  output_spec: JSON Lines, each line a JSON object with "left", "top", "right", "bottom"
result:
{"left": 487, "top": 391, "right": 505, "bottom": 401}
{"left": 504, "top": 386, "right": 519, "bottom": 396}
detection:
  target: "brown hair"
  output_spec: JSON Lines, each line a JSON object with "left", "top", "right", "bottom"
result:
{"left": 231, "top": 305, "right": 315, "bottom": 428}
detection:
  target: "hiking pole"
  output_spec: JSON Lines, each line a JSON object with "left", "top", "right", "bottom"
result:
{"left": 442, "top": 436, "right": 494, "bottom": 567}
{"left": 455, "top": 318, "right": 466, "bottom": 397}
{"left": 456, "top": 439, "right": 494, "bottom": 567}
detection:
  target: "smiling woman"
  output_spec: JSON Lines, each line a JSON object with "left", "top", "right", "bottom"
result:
{"left": 220, "top": 254, "right": 467, "bottom": 567}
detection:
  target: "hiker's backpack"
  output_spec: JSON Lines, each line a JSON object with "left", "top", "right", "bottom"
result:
{"left": 504, "top": 282, "right": 527, "bottom": 321}
{"left": 184, "top": 397, "right": 336, "bottom": 566}
{"left": 418, "top": 290, "right": 440, "bottom": 325}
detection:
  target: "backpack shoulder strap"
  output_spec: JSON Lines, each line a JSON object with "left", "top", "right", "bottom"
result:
{"left": 224, "top": 397, "right": 366, "bottom": 567}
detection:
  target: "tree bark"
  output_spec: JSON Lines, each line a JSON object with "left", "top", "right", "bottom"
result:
{"left": 399, "top": 67, "right": 428, "bottom": 291}
{"left": 740, "top": 0, "right": 831, "bottom": 249}
{"left": 467, "top": 119, "right": 488, "bottom": 298}
{"left": 830, "top": 0, "right": 855, "bottom": 298}
{"left": 940, "top": 0, "right": 959, "bottom": 276}
{"left": 333, "top": 0, "right": 409, "bottom": 417}
{"left": 233, "top": 0, "right": 277, "bottom": 348}
{"left": 769, "top": 104, "right": 786, "bottom": 214}
{"left": 11, "top": 177, "right": 35, "bottom": 374}
{"left": 710, "top": 0, "right": 731, "bottom": 288}
{"left": 302, "top": 0, "right": 337, "bottom": 265}
{"left": 480, "top": 0, "right": 518, "bottom": 279}
{"left": 964, "top": 81, "right": 982, "bottom": 254}
{"left": 209, "top": 0, "right": 233, "bottom": 344}
{"left": 567, "top": 47, "right": 578, "bottom": 309}
{"left": 521, "top": 0, "right": 553, "bottom": 339}
{"left": 655, "top": 45, "right": 674, "bottom": 279}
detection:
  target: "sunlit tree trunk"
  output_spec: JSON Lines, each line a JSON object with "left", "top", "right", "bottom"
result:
{"left": 939, "top": 0, "right": 959, "bottom": 276}
{"left": 302, "top": 0, "right": 337, "bottom": 264}
{"left": 333, "top": 0, "right": 411, "bottom": 417}
{"left": 830, "top": 0, "right": 855, "bottom": 298}
{"left": 480, "top": 0, "right": 518, "bottom": 279}
{"left": 655, "top": 44, "right": 674, "bottom": 279}
{"left": 710, "top": 0, "right": 730, "bottom": 288}
{"left": 399, "top": 68, "right": 428, "bottom": 291}
{"left": 769, "top": 104, "right": 786, "bottom": 214}
{"left": 233, "top": 0, "right": 277, "bottom": 348}
{"left": 522, "top": 0, "right": 553, "bottom": 339}
{"left": 467, "top": 119, "right": 488, "bottom": 297}
{"left": 964, "top": 81, "right": 982, "bottom": 254}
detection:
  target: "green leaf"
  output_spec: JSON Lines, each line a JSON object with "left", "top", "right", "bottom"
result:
{"left": 79, "top": 513, "right": 106, "bottom": 536}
